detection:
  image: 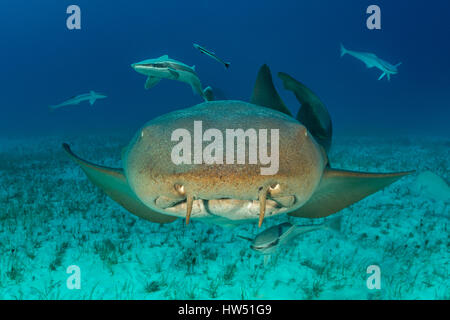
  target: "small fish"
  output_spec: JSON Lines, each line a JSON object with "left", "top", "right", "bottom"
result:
{"left": 131, "top": 55, "right": 211, "bottom": 101}
{"left": 49, "top": 91, "right": 107, "bottom": 111}
{"left": 238, "top": 216, "right": 342, "bottom": 265}
{"left": 193, "top": 43, "right": 230, "bottom": 69}
{"left": 340, "top": 43, "right": 401, "bottom": 81}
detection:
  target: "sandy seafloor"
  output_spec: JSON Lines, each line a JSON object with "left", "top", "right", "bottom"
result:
{"left": 0, "top": 132, "right": 448, "bottom": 300}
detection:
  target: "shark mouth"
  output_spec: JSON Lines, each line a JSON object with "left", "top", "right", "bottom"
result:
{"left": 155, "top": 193, "right": 296, "bottom": 227}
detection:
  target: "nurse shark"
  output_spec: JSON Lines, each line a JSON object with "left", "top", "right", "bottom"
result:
{"left": 63, "top": 65, "right": 413, "bottom": 227}
{"left": 340, "top": 43, "right": 402, "bottom": 81}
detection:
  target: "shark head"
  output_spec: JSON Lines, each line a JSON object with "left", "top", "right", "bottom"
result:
{"left": 122, "top": 101, "right": 325, "bottom": 226}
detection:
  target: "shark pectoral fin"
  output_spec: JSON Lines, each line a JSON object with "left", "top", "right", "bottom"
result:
{"left": 250, "top": 64, "right": 293, "bottom": 117}
{"left": 62, "top": 143, "right": 177, "bottom": 224}
{"left": 278, "top": 72, "right": 333, "bottom": 153}
{"left": 145, "top": 76, "right": 161, "bottom": 90}
{"left": 168, "top": 68, "right": 179, "bottom": 79}
{"left": 89, "top": 98, "right": 96, "bottom": 105}
{"left": 378, "top": 72, "right": 386, "bottom": 80}
{"left": 288, "top": 168, "right": 414, "bottom": 219}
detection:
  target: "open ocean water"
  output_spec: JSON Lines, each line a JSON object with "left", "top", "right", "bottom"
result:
{"left": 0, "top": 0, "right": 448, "bottom": 300}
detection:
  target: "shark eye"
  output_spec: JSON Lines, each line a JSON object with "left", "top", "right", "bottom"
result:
{"left": 174, "top": 184, "right": 185, "bottom": 195}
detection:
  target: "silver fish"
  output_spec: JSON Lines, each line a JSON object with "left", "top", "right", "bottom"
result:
{"left": 340, "top": 43, "right": 401, "bottom": 81}
{"left": 239, "top": 216, "right": 342, "bottom": 264}
{"left": 49, "top": 91, "right": 107, "bottom": 110}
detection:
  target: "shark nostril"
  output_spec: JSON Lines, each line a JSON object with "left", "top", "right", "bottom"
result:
{"left": 174, "top": 184, "right": 185, "bottom": 195}
{"left": 269, "top": 183, "right": 280, "bottom": 190}
{"left": 268, "top": 183, "right": 281, "bottom": 196}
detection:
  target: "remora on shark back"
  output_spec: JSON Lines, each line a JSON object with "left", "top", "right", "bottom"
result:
{"left": 193, "top": 43, "right": 230, "bottom": 69}
{"left": 62, "top": 64, "right": 413, "bottom": 228}
{"left": 49, "top": 91, "right": 107, "bottom": 110}
{"left": 340, "top": 43, "right": 402, "bottom": 81}
{"left": 131, "top": 55, "right": 211, "bottom": 101}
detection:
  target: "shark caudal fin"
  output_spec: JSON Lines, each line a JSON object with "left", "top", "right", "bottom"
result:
{"left": 278, "top": 72, "right": 333, "bottom": 154}
{"left": 340, "top": 43, "right": 348, "bottom": 57}
{"left": 288, "top": 168, "right": 414, "bottom": 219}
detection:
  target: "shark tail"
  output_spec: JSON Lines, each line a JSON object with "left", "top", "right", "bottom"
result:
{"left": 340, "top": 43, "right": 347, "bottom": 57}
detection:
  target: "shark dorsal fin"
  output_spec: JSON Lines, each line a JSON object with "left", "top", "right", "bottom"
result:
{"left": 160, "top": 54, "right": 169, "bottom": 60}
{"left": 250, "top": 64, "right": 292, "bottom": 117}
{"left": 278, "top": 72, "right": 333, "bottom": 154}
{"left": 192, "top": 65, "right": 196, "bottom": 71}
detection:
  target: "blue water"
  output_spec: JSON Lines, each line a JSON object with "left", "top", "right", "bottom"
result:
{"left": 0, "top": 0, "right": 448, "bottom": 299}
